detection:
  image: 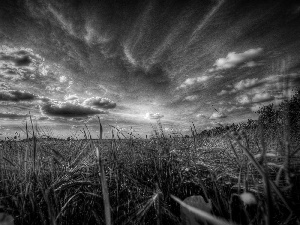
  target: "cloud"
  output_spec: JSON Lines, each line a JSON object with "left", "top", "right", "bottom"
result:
{"left": 0, "top": 46, "right": 41, "bottom": 67}
{"left": 225, "top": 106, "right": 244, "bottom": 112}
{"left": 124, "top": 45, "right": 138, "bottom": 66}
{"left": 179, "top": 75, "right": 210, "bottom": 88}
{"left": 209, "top": 111, "right": 227, "bottom": 120}
{"left": 64, "top": 94, "right": 79, "bottom": 101}
{"left": 235, "top": 89, "right": 275, "bottom": 109}
{"left": 233, "top": 78, "right": 259, "bottom": 91}
{"left": 211, "top": 48, "right": 263, "bottom": 71}
{"left": 145, "top": 113, "right": 164, "bottom": 120}
{"left": 83, "top": 97, "right": 116, "bottom": 109}
{"left": 196, "top": 113, "right": 208, "bottom": 119}
{"left": 37, "top": 116, "right": 51, "bottom": 121}
{"left": 236, "top": 94, "right": 251, "bottom": 105}
{"left": 252, "top": 92, "right": 274, "bottom": 103}
{"left": 40, "top": 101, "right": 107, "bottom": 117}
{"left": 234, "top": 73, "right": 300, "bottom": 106}
{"left": 47, "top": 5, "right": 75, "bottom": 36}
{"left": 250, "top": 102, "right": 273, "bottom": 112}
{"left": 217, "top": 90, "right": 228, "bottom": 96}
{"left": 59, "top": 75, "right": 67, "bottom": 83}
{"left": 250, "top": 104, "right": 261, "bottom": 112}
{"left": 0, "top": 90, "right": 38, "bottom": 101}
{"left": 0, "top": 112, "right": 28, "bottom": 119}
{"left": 15, "top": 55, "right": 32, "bottom": 66}
{"left": 0, "top": 46, "right": 60, "bottom": 87}
{"left": 84, "top": 22, "right": 111, "bottom": 45}
{"left": 45, "top": 86, "right": 64, "bottom": 93}
{"left": 232, "top": 73, "right": 299, "bottom": 107}
{"left": 184, "top": 95, "right": 199, "bottom": 101}
{"left": 243, "top": 61, "right": 259, "bottom": 68}
{"left": 249, "top": 89, "right": 286, "bottom": 112}
{"left": 0, "top": 82, "right": 9, "bottom": 88}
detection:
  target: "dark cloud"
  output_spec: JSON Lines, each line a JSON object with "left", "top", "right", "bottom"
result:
{"left": 0, "top": 112, "right": 28, "bottom": 119}
{"left": 40, "top": 101, "right": 107, "bottom": 117}
{"left": 15, "top": 55, "right": 32, "bottom": 66}
{"left": 0, "top": 90, "right": 38, "bottom": 101}
{"left": 37, "top": 116, "right": 51, "bottom": 121}
{"left": 83, "top": 97, "right": 116, "bottom": 109}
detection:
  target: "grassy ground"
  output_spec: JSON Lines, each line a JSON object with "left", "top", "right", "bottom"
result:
{"left": 0, "top": 125, "right": 299, "bottom": 225}
{"left": 1, "top": 92, "right": 300, "bottom": 225}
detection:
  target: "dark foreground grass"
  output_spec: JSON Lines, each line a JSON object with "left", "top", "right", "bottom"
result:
{"left": 1, "top": 92, "right": 300, "bottom": 225}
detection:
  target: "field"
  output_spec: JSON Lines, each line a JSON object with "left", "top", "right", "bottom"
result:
{"left": 1, "top": 92, "right": 300, "bottom": 225}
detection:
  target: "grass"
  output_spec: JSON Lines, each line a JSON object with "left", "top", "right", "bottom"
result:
{"left": 1, "top": 91, "right": 300, "bottom": 225}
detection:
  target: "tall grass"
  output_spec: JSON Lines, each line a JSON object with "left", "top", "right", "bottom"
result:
{"left": 0, "top": 91, "right": 300, "bottom": 225}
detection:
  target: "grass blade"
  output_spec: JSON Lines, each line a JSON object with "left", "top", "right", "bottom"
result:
{"left": 171, "top": 195, "right": 236, "bottom": 225}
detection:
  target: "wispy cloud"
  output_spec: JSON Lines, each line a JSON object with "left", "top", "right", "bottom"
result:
{"left": 123, "top": 44, "right": 138, "bottom": 67}
{"left": 47, "top": 5, "right": 75, "bottom": 36}
{"left": 84, "top": 22, "right": 111, "bottom": 45}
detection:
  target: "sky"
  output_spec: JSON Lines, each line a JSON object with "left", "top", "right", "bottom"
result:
{"left": 0, "top": 0, "right": 300, "bottom": 139}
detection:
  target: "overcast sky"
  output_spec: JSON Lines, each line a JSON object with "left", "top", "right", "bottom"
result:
{"left": 1, "top": 0, "right": 300, "bottom": 139}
